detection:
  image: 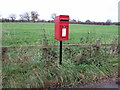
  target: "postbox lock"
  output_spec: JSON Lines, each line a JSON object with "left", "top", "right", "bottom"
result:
{"left": 63, "top": 25, "right": 66, "bottom": 27}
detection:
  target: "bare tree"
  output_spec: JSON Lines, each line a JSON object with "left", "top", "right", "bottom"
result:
{"left": 24, "top": 12, "right": 30, "bottom": 22}
{"left": 70, "top": 19, "right": 77, "bottom": 23}
{"left": 106, "top": 19, "right": 112, "bottom": 23}
{"left": 85, "top": 19, "right": 91, "bottom": 23}
{"left": 19, "top": 14, "right": 24, "bottom": 21}
{"left": 31, "top": 11, "right": 39, "bottom": 22}
{"left": 9, "top": 14, "right": 16, "bottom": 22}
{"left": 51, "top": 13, "right": 56, "bottom": 20}
{"left": 20, "top": 12, "right": 30, "bottom": 22}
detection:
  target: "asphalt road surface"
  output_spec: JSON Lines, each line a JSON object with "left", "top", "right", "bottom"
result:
{"left": 72, "top": 77, "right": 120, "bottom": 88}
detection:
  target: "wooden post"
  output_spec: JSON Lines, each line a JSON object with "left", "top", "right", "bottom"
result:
{"left": 2, "top": 47, "right": 7, "bottom": 61}
{"left": 42, "top": 39, "right": 48, "bottom": 60}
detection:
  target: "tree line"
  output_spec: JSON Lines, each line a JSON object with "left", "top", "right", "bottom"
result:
{"left": 0, "top": 11, "right": 119, "bottom": 25}
{"left": 0, "top": 11, "right": 40, "bottom": 22}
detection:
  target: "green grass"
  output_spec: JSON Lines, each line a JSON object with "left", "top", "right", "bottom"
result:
{"left": 2, "top": 56, "right": 118, "bottom": 88}
{"left": 2, "top": 22, "right": 118, "bottom": 88}
{"left": 2, "top": 22, "right": 118, "bottom": 46}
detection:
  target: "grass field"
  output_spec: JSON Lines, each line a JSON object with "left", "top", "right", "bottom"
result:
{"left": 2, "top": 22, "right": 118, "bottom": 46}
{"left": 1, "top": 22, "right": 118, "bottom": 88}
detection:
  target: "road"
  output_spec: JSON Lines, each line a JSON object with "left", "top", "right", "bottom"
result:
{"left": 71, "top": 77, "right": 120, "bottom": 88}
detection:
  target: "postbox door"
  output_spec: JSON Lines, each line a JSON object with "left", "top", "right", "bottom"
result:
{"left": 60, "top": 25, "right": 68, "bottom": 38}
{"left": 62, "top": 28, "right": 67, "bottom": 37}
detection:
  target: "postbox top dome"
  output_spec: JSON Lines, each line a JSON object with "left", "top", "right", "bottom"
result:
{"left": 58, "top": 15, "right": 69, "bottom": 20}
{"left": 59, "top": 15, "right": 69, "bottom": 18}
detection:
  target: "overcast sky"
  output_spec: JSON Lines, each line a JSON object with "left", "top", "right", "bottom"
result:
{"left": 0, "top": 0, "right": 119, "bottom": 22}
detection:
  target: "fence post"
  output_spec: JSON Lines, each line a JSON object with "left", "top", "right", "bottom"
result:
{"left": 110, "top": 39, "right": 118, "bottom": 54}
{"left": 42, "top": 39, "right": 49, "bottom": 60}
{"left": 2, "top": 47, "right": 8, "bottom": 61}
{"left": 93, "top": 39, "right": 101, "bottom": 54}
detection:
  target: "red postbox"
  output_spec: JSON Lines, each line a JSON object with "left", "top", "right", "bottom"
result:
{"left": 54, "top": 15, "right": 69, "bottom": 41}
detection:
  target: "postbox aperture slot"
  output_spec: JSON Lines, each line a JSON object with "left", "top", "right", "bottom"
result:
{"left": 60, "top": 19, "right": 69, "bottom": 21}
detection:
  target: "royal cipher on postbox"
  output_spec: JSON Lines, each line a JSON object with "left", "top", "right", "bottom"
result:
{"left": 54, "top": 15, "right": 69, "bottom": 41}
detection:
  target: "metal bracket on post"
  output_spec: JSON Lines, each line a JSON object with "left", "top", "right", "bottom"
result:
{"left": 60, "top": 41, "right": 62, "bottom": 65}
